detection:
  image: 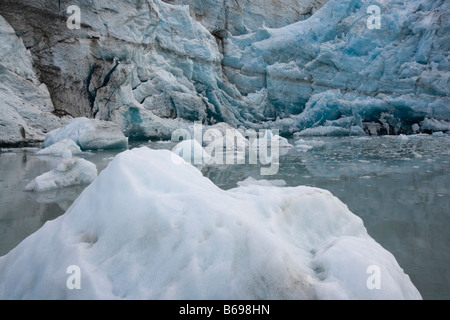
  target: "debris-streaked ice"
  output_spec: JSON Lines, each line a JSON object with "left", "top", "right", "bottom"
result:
{"left": 0, "top": 15, "right": 61, "bottom": 146}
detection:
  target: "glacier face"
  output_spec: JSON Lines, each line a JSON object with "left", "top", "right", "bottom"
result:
{"left": 163, "top": 0, "right": 327, "bottom": 36}
{"left": 0, "top": 0, "right": 449, "bottom": 143}
{"left": 223, "top": 0, "right": 450, "bottom": 135}
{"left": 0, "top": 15, "right": 62, "bottom": 147}
{"left": 1, "top": 0, "right": 228, "bottom": 140}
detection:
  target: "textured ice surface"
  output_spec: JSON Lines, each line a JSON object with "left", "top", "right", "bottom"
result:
{"left": 0, "top": 148, "right": 421, "bottom": 299}
{"left": 237, "top": 177, "right": 287, "bottom": 187}
{"left": 171, "top": 139, "right": 211, "bottom": 164}
{"left": 24, "top": 153, "right": 98, "bottom": 192}
{"left": 421, "top": 118, "right": 450, "bottom": 133}
{"left": 165, "top": 0, "right": 327, "bottom": 36}
{"left": 1, "top": 0, "right": 448, "bottom": 139}
{"left": 0, "top": 15, "right": 62, "bottom": 146}
{"left": 43, "top": 118, "right": 128, "bottom": 151}
{"left": 105, "top": 0, "right": 450, "bottom": 136}
{"left": 201, "top": 123, "right": 248, "bottom": 146}
{"left": 223, "top": 0, "right": 450, "bottom": 134}
{"left": 251, "top": 130, "right": 294, "bottom": 148}
{"left": 37, "top": 139, "right": 82, "bottom": 156}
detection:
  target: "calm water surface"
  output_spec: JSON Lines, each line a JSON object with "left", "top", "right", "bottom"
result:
{"left": 0, "top": 134, "right": 449, "bottom": 299}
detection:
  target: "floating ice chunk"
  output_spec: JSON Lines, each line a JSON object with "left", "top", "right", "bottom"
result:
{"left": 43, "top": 117, "right": 128, "bottom": 151}
{"left": 37, "top": 139, "right": 82, "bottom": 156}
{"left": 237, "top": 177, "right": 286, "bottom": 187}
{"left": 421, "top": 119, "right": 450, "bottom": 133}
{"left": 202, "top": 123, "right": 249, "bottom": 150}
{"left": 172, "top": 139, "right": 211, "bottom": 164}
{"left": 411, "top": 124, "right": 420, "bottom": 134}
{"left": 295, "top": 144, "right": 314, "bottom": 152}
{"left": 275, "top": 135, "right": 293, "bottom": 148}
{"left": 24, "top": 156, "right": 98, "bottom": 192}
{"left": 298, "top": 138, "right": 325, "bottom": 148}
{"left": 294, "top": 138, "right": 325, "bottom": 152}
{"left": 60, "top": 149, "right": 73, "bottom": 161}
{"left": 1, "top": 148, "right": 421, "bottom": 299}
{"left": 297, "top": 126, "right": 366, "bottom": 137}
{"left": 251, "top": 130, "right": 293, "bottom": 148}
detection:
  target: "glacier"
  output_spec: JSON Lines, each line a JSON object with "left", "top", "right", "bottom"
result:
{"left": 0, "top": 0, "right": 446, "bottom": 299}
{"left": 0, "top": 15, "right": 62, "bottom": 147}
{"left": 223, "top": 0, "right": 450, "bottom": 135}
{"left": 0, "top": 0, "right": 448, "bottom": 144}
{"left": 165, "top": 0, "right": 327, "bottom": 36}
{"left": 0, "top": 148, "right": 422, "bottom": 299}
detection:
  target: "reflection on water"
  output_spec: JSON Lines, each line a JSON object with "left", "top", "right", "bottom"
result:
{"left": 204, "top": 135, "right": 450, "bottom": 300}
{"left": 0, "top": 148, "right": 122, "bottom": 256}
{"left": 0, "top": 134, "right": 449, "bottom": 299}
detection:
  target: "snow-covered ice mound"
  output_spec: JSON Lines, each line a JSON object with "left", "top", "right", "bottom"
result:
{"left": 24, "top": 152, "right": 98, "bottom": 192}
{"left": 43, "top": 117, "right": 128, "bottom": 151}
{"left": 0, "top": 148, "right": 421, "bottom": 299}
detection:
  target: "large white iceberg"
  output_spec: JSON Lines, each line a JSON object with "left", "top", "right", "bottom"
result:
{"left": 43, "top": 117, "right": 128, "bottom": 151}
{"left": 0, "top": 148, "right": 421, "bottom": 299}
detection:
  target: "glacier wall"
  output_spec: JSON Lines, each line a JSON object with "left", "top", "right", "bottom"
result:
{"left": 163, "top": 0, "right": 327, "bottom": 36}
{"left": 223, "top": 0, "right": 450, "bottom": 135}
{"left": 0, "top": 15, "right": 62, "bottom": 147}
{"left": 0, "top": 0, "right": 448, "bottom": 143}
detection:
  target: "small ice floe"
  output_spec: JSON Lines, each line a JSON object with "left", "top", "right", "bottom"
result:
{"left": 24, "top": 150, "right": 97, "bottom": 192}
{"left": 37, "top": 138, "right": 82, "bottom": 156}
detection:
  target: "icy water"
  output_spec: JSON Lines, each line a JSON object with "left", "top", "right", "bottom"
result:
{"left": 0, "top": 134, "right": 449, "bottom": 299}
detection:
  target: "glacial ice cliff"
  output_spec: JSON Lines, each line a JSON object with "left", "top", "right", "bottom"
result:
{"left": 0, "top": 15, "right": 62, "bottom": 147}
{"left": 0, "top": 0, "right": 448, "bottom": 144}
{"left": 164, "top": 0, "right": 328, "bottom": 36}
{"left": 226, "top": 0, "right": 450, "bottom": 136}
